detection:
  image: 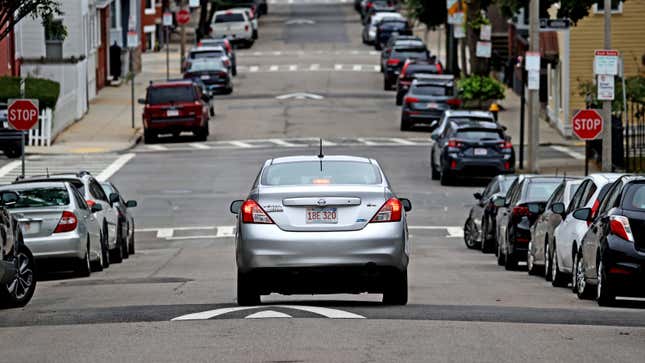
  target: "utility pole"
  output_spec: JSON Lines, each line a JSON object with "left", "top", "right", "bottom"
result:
{"left": 527, "top": 0, "right": 540, "bottom": 173}
{"left": 602, "top": 0, "right": 612, "bottom": 171}
{"left": 180, "top": 0, "right": 187, "bottom": 69}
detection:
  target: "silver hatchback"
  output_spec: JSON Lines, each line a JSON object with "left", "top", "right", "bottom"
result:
{"left": 230, "top": 155, "right": 411, "bottom": 306}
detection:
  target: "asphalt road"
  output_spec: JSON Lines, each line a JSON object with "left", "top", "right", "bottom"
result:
{"left": 0, "top": 2, "right": 643, "bottom": 362}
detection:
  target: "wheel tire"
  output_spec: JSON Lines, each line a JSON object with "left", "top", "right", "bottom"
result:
{"left": 110, "top": 235, "right": 123, "bottom": 264}
{"left": 551, "top": 244, "right": 567, "bottom": 287}
{"left": 232, "top": 66, "right": 237, "bottom": 77}
{"left": 440, "top": 169, "right": 453, "bottom": 186}
{"left": 121, "top": 229, "right": 130, "bottom": 260}
{"left": 0, "top": 248, "right": 36, "bottom": 308}
{"left": 505, "top": 252, "right": 517, "bottom": 270}
{"left": 4, "top": 147, "right": 22, "bottom": 159}
{"left": 128, "top": 232, "right": 135, "bottom": 255}
{"left": 430, "top": 153, "right": 440, "bottom": 180}
{"left": 544, "top": 242, "right": 553, "bottom": 281}
{"left": 383, "top": 79, "right": 391, "bottom": 91}
{"left": 75, "top": 240, "right": 91, "bottom": 277}
{"left": 400, "top": 118, "right": 410, "bottom": 131}
{"left": 194, "top": 126, "right": 208, "bottom": 142}
{"left": 382, "top": 270, "right": 408, "bottom": 305}
{"left": 396, "top": 94, "right": 403, "bottom": 106}
{"left": 143, "top": 129, "right": 157, "bottom": 144}
{"left": 101, "top": 229, "right": 110, "bottom": 269}
{"left": 237, "top": 270, "right": 260, "bottom": 306}
{"left": 463, "top": 218, "right": 480, "bottom": 249}
{"left": 596, "top": 261, "right": 615, "bottom": 306}
{"left": 527, "top": 241, "right": 539, "bottom": 275}
{"left": 497, "top": 241, "right": 506, "bottom": 266}
{"left": 481, "top": 219, "right": 494, "bottom": 253}
{"left": 574, "top": 252, "right": 593, "bottom": 299}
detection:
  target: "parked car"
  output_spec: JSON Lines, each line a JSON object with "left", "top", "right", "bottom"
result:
{"left": 494, "top": 175, "right": 561, "bottom": 270}
{"left": 527, "top": 178, "right": 582, "bottom": 276}
{"left": 231, "top": 7, "right": 258, "bottom": 40}
{"left": 0, "top": 191, "right": 36, "bottom": 308}
{"left": 13, "top": 171, "right": 120, "bottom": 268}
{"left": 0, "top": 182, "right": 104, "bottom": 276}
{"left": 0, "top": 103, "right": 23, "bottom": 159}
{"left": 432, "top": 110, "right": 498, "bottom": 137}
{"left": 400, "top": 75, "right": 458, "bottom": 131}
{"left": 212, "top": 9, "right": 254, "bottom": 48}
{"left": 375, "top": 19, "right": 412, "bottom": 50}
{"left": 550, "top": 173, "right": 622, "bottom": 286}
{"left": 395, "top": 60, "right": 443, "bottom": 105}
{"left": 363, "top": 1, "right": 397, "bottom": 25}
{"left": 574, "top": 175, "right": 645, "bottom": 306}
{"left": 100, "top": 182, "right": 137, "bottom": 258}
{"left": 184, "top": 46, "right": 231, "bottom": 75}
{"left": 463, "top": 174, "right": 517, "bottom": 251}
{"left": 430, "top": 120, "right": 515, "bottom": 185}
{"left": 184, "top": 58, "right": 233, "bottom": 95}
{"left": 198, "top": 37, "right": 237, "bottom": 76}
{"left": 138, "top": 80, "right": 211, "bottom": 143}
{"left": 381, "top": 40, "right": 430, "bottom": 90}
{"left": 230, "top": 155, "right": 412, "bottom": 306}
{"left": 362, "top": 12, "right": 403, "bottom": 45}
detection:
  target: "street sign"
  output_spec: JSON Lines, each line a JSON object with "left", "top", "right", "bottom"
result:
{"left": 572, "top": 109, "right": 603, "bottom": 140}
{"left": 177, "top": 9, "right": 191, "bottom": 25}
{"left": 447, "top": 11, "right": 464, "bottom": 25}
{"left": 7, "top": 99, "right": 39, "bottom": 131}
{"left": 163, "top": 12, "right": 173, "bottom": 27}
{"left": 539, "top": 18, "right": 570, "bottom": 29}
{"left": 476, "top": 41, "right": 491, "bottom": 58}
{"left": 480, "top": 25, "right": 491, "bottom": 41}
{"left": 525, "top": 52, "right": 540, "bottom": 71}
{"left": 594, "top": 49, "right": 619, "bottom": 75}
{"left": 597, "top": 74, "right": 615, "bottom": 101}
{"left": 127, "top": 31, "right": 138, "bottom": 48}
{"left": 189, "top": 0, "right": 199, "bottom": 7}
{"left": 527, "top": 71, "right": 540, "bottom": 90}
{"left": 453, "top": 25, "right": 465, "bottom": 39}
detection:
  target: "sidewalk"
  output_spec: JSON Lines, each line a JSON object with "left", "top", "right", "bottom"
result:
{"left": 26, "top": 50, "right": 183, "bottom": 155}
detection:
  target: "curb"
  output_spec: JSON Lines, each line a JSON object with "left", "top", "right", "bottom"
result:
{"left": 24, "top": 128, "right": 143, "bottom": 156}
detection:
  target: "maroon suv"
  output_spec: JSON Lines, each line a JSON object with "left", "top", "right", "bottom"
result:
{"left": 139, "top": 80, "right": 210, "bottom": 143}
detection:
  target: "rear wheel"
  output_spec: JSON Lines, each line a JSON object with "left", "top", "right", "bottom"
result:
{"left": 237, "top": 270, "right": 260, "bottom": 306}
{"left": 463, "top": 218, "right": 480, "bottom": 249}
{"left": 383, "top": 78, "right": 391, "bottom": 91}
{"left": 596, "top": 261, "right": 615, "bottom": 306}
{"left": 430, "top": 153, "right": 440, "bottom": 180}
{"left": 400, "top": 117, "right": 410, "bottom": 131}
{"left": 4, "top": 146, "right": 22, "bottom": 159}
{"left": 481, "top": 218, "right": 494, "bottom": 253}
{"left": 574, "top": 252, "right": 593, "bottom": 299}
{"left": 143, "top": 129, "right": 157, "bottom": 144}
{"left": 382, "top": 270, "right": 408, "bottom": 305}
{"left": 128, "top": 230, "right": 135, "bottom": 255}
{"left": 194, "top": 124, "right": 208, "bottom": 141}
{"left": 0, "top": 247, "right": 36, "bottom": 308}
{"left": 75, "top": 239, "right": 91, "bottom": 277}
{"left": 505, "top": 251, "right": 517, "bottom": 270}
{"left": 440, "top": 168, "right": 454, "bottom": 186}
{"left": 497, "top": 239, "right": 506, "bottom": 266}
{"left": 551, "top": 243, "right": 567, "bottom": 287}
{"left": 101, "top": 228, "right": 110, "bottom": 269}
{"left": 396, "top": 93, "right": 403, "bottom": 106}
{"left": 527, "top": 241, "right": 539, "bottom": 275}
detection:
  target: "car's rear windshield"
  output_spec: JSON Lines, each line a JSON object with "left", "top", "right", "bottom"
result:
{"left": 624, "top": 182, "right": 645, "bottom": 211}
{"left": 455, "top": 129, "right": 503, "bottom": 141}
{"left": 262, "top": 161, "right": 382, "bottom": 186}
{"left": 215, "top": 13, "right": 244, "bottom": 23}
{"left": 148, "top": 86, "right": 195, "bottom": 104}
{"left": 500, "top": 177, "right": 517, "bottom": 193}
{"left": 4, "top": 187, "right": 70, "bottom": 209}
{"left": 448, "top": 117, "right": 494, "bottom": 124}
{"left": 190, "top": 51, "right": 223, "bottom": 59}
{"left": 408, "top": 66, "right": 439, "bottom": 75}
{"left": 187, "top": 60, "right": 224, "bottom": 72}
{"left": 412, "top": 85, "right": 451, "bottom": 96}
{"left": 381, "top": 22, "right": 407, "bottom": 30}
{"left": 526, "top": 181, "right": 560, "bottom": 201}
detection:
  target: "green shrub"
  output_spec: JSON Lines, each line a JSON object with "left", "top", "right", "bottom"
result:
{"left": 457, "top": 76, "right": 506, "bottom": 109}
{"left": 0, "top": 76, "right": 60, "bottom": 109}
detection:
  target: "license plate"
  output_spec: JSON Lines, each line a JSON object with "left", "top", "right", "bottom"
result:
{"left": 306, "top": 207, "right": 338, "bottom": 224}
{"left": 22, "top": 222, "right": 40, "bottom": 234}
{"left": 426, "top": 103, "right": 439, "bottom": 108}
{"left": 201, "top": 75, "right": 210, "bottom": 80}
{"left": 474, "top": 148, "right": 488, "bottom": 156}
{"left": 166, "top": 109, "right": 179, "bottom": 117}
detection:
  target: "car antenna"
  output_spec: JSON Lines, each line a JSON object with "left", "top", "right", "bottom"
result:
{"left": 318, "top": 138, "right": 324, "bottom": 171}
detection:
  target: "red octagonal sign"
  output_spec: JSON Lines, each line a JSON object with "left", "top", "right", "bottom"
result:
{"left": 8, "top": 99, "right": 39, "bottom": 131}
{"left": 572, "top": 109, "right": 603, "bottom": 140}
{"left": 177, "top": 9, "right": 190, "bottom": 25}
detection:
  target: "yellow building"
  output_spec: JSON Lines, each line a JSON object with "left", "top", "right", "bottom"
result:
{"left": 546, "top": 0, "right": 645, "bottom": 136}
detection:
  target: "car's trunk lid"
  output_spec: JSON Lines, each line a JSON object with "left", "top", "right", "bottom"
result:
{"left": 9, "top": 207, "right": 67, "bottom": 238}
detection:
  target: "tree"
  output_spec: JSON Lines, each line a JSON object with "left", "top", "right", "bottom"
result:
{"left": 196, "top": 0, "right": 219, "bottom": 41}
{"left": 405, "top": 0, "right": 447, "bottom": 30}
{"left": 0, "top": 0, "right": 65, "bottom": 42}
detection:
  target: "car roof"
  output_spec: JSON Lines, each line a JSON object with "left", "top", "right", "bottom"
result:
{"left": 444, "top": 110, "right": 495, "bottom": 118}
{"left": 270, "top": 155, "right": 374, "bottom": 165}
{"left": 216, "top": 9, "right": 246, "bottom": 15}
{"left": 148, "top": 79, "right": 194, "bottom": 88}
{"left": 190, "top": 46, "right": 225, "bottom": 52}
{"left": 586, "top": 173, "right": 624, "bottom": 183}
{"left": 0, "top": 181, "right": 69, "bottom": 190}
{"left": 450, "top": 120, "right": 501, "bottom": 130}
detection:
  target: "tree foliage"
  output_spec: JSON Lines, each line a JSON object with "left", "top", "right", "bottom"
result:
{"left": 0, "top": 0, "right": 65, "bottom": 41}
{"left": 405, "top": 0, "right": 447, "bottom": 29}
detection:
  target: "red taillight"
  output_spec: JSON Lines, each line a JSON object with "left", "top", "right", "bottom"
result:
{"left": 400, "top": 61, "right": 410, "bottom": 77}
{"left": 498, "top": 141, "right": 513, "bottom": 149}
{"left": 450, "top": 160, "right": 457, "bottom": 169}
{"left": 241, "top": 200, "right": 274, "bottom": 224}
{"left": 512, "top": 206, "right": 530, "bottom": 217}
{"left": 436, "top": 62, "right": 443, "bottom": 74}
{"left": 404, "top": 96, "right": 420, "bottom": 104}
{"left": 370, "top": 198, "right": 402, "bottom": 223}
{"left": 245, "top": 25, "right": 249, "bottom": 31}
{"left": 198, "top": 42, "right": 203, "bottom": 46}
{"left": 504, "top": 162, "right": 511, "bottom": 170}
{"left": 588, "top": 199, "right": 601, "bottom": 226}
{"left": 387, "top": 58, "right": 400, "bottom": 66}
{"left": 218, "top": 71, "right": 228, "bottom": 77}
{"left": 446, "top": 98, "right": 462, "bottom": 107}
{"left": 609, "top": 216, "right": 634, "bottom": 242}
{"left": 447, "top": 139, "right": 463, "bottom": 148}
{"left": 366, "top": 2, "right": 373, "bottom": 8}
{"left": 223, "top": 59, "right": 231, "bottom": 66}
{"left": 54, "top": 211, "right": 78, "bottom": 233}
{"left": 86, "top": 200, "right": 96, "bottom": 208}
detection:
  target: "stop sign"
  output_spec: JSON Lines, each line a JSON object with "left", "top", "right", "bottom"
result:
{"left": 572, "top": 109, "right": 603, "bottom": 140}
{"left": 8, "top": 99, "right": 39, "bottom": 131}
{"left": 177, "top": 9, "right": 190, "bottom": 25}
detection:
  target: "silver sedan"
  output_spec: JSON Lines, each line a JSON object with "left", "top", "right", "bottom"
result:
{"left": 230, "top": 155, "right": 411, "bottom": 306}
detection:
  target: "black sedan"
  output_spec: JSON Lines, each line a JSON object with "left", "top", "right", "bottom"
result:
{"left": 494, "top": 176, "right": 562, "bottom": 270}
{"left": 184, "top": 59, "right": 233, "bottom": 95}
{"left": 382, "top": 42, "right": 430, "bottom": 90}
{"left": 395, "top": 60, "right": 443, "bottom": 105}
{"left": 0, "top": 104, "right": 23, "bottom": 158}
{"left": 374, "top": 19, "right": 412, "bottom": 50}
{"left": 400, "top": 75, "right": 458, "bottom": 131}
{"left": 464, "top": 174, "right": 517, "bottom": 251}
{"left": 574, "top": 175, "right": 645, "bottom": 306}
{"left": 430, "top": 120, "right": 515, "bottom": 185}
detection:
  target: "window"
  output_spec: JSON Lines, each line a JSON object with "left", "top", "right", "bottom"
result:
{"left": 147, "top": 86, "right": 196, "bottom": 104}
{"left": 72, "top": 187, "right": 89, "bottom": 210}
{"left": 110, "top": 1, "right": 118, "bottom": 29}
{"left": 89, "top": 180, "right": 108, "bottom": 202}
{"left": 262, "top": 161, "right": 382, "bottom": 186}
{"left": 623, "top": 183, "right": 645, "bottom": 211}
{"left": 525, "top": 181, "right": 560, "bottom": 202}
{"left": 593, "top": 0, "right": 623, "bottom": 14}
{"left": 45, "top": 19, "right": 64, "bottom": 59}
{"left": 546, "top": 184, "right": 564, "bottom": 207}
{"left": 4, "top": 187, "right": 70, "bottom": 209}
{"left": 567, "top": 180, "right": 588, "bottom": 214}
{"left": 145, "top": 0, "right": 156, "bottom": 15}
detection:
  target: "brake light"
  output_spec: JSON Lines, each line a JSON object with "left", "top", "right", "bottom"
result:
{"left": 446, "top": 98, "right": 462, "bottom": 107}
{"left": 223, "top": 59, "right": 231, "bottom": 67}
{"left": 498, "top": 141, "right": 513, "bottom": 149}
{"left": 54, "top": 211, "right": 78, "bottom": 233}
{"left": 241, "top": 200, "right": 274, "bottom": 224}
{"left": 245, "top": 25, "right": 249, "bottom": 31}
{"left": 198, "top": 42, "right": 203, "bottom": 46}
{"left": 404, "top": 96, "right": 419, "bottom": 104}
{"left": 387, "top": 59, "right": 400, "bottom": 66}
{"left": 436, "top": 62, "right": 443, "bottom": 74}
{"left": 370, "top": 198, "right": 402, "bottom": 223}
{"left": 512, "top": 206, "right": 530, "bottom": 217}
{"left": 447, "top": 139, "right": 463, "bottom": 148}
{"left": 86, "top": 200, "right": 96, "bottom": 208}
{"left": 218, "top": 71, "right": 228, "bottom": 77}
{"left": 588, "top": 199, "right": 601, "bottom": 226}
{"left": 400, "top": 61, "right": 410, "bottom": 77}
{"left": 450, "top": 160, "right": 457, "bottom": 169}
{"left": 366, "top": 2, "right": 373, "bottom": 8}
{"left": 609, "top": 216, "right": 634, "bottom": 242}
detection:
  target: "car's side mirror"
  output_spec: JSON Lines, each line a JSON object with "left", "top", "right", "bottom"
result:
{"left": 137, "top": 98, "right": 146, "bottom": 105}
{"left": 572, "top": 208, "right": 592, "bottom": 222}
{"left": 126, "top": 200, "right": 138, "bottom": 208}
{"left": 1, "top": 191, "right": 19, "bottom": 207}
{"left": 493, "top": 196, "right": 506, "bottom": 208}
{"left": 550, "top": 202, "right": 565, "bottom": 215}
{"left": 473, "top": 192, "right": 483, "bottom": 200}
{"left": 230, "top": 200, "right": 244, "bottom": 214}
{"left": 91, "top": 204, "right": 103, "bottom": 213}
{"left": 109, "top": 193, "right": 120, "bottom": 204}
{"left": 399, "top": 198, "right": 412, "bottom": 212}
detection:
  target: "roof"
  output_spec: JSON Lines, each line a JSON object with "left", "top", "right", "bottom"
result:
{"left": 444, "top": 110, "right": 495, "bottom": 118}
{"left": 270, "top": 155, "right": 372, "bottom": 164}
{"left": 190, "top": 46, "right": 225, "bottom": 53}
{"left": 0, "top": 181, "right": 68, "bottom": 190}
{"left": 148, "top": 79, "right": 194, "bottom": 88}
{"left": 451, "top": 120, "right": 501, "bottom": 130}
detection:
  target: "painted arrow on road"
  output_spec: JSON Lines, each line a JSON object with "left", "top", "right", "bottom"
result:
{"left": 275, "top": 92, "right": 325, "bottom": 100}
{"left": 285, "top": 19, "right": 316, "bottom": 25}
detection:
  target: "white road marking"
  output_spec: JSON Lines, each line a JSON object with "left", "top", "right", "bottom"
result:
{"left": 334, "top": 64, "right": 343, "bottom": 71}
{"left": 228, "top": 141, "right": 254, "bottom": 148}
{"left": 373, "top": 65, "right": 380, "bottom": 72}
{"left": 409, "top": 226, "right": 465, "bottom": 238}
{"left": 270, "top": 139, "right": 299, "bottom": 147}
{"left": 156, "top": 228, "right": 174, "bottom": 239}
{"left": 352, "top": 65, "right": 362, "bottom": 71}
{"left": 0, "top": 161, "right": 20, "bottom": 178}
{"left": 138, "top": 226, "right": 216, "bottom": 232}
{"left": 357, "top": 137, "right": 377, "bottom": 146}
{"left": 249, "top": 66, "right": 259, "bottom": 72}
{"left": 390, "top": 138, "right": 417, "bottom": 145}
{"left": 215, "top": 226, "right": 236, "bottom": 238}
{"left": 245, "top": 310, "right": 292, "bottom": 319}
{"left": 278, "top": 305, "right": 365, "bottom": 319}
{"left": 269, "top": 65, "right": 279, "bottom": 72}
{"left": 289, "top": 65, "right": 298, "bottom": 71}
{"left": 146, "top": 145, "right": 168, "bottom": 151}
{"left": 446, "top": 227, "right": 465, "bottom": 238}
{"left": 550, "top": 145, "right": 585, "bottom": 160}
{"left": 321, "top": 139, "right": 337, "bottom": 146}
{"left": 172, "top": 307, "right": 254, "bottom": 321}
{"left": 171, "top": 305, "right": 365, "bottom": 321}
{"left": 189, "top": 143, "right": 211, "bottom": 150}
{"left": 166, "top": 235, "right": 219, "bottom": 240}
{"left": 96, "top": 153, "right": 136, "bottom": 182}
{"left": 309, "top": 64, "right": 320, "bottom": 71}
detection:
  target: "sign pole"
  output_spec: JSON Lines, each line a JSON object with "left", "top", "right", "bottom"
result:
{"left": 520, "top": 83, "right": 525, "bottom": 169}
{"left": 19, "top": 80, "right": 26, "bottom": 178}
{"left": 527, "top": 0, "right": 540, "bottom": 173}
{"left": 602, "top": 0, "right": 612, "bottom": 171}
{"left": 166, "top": 26, "right": 170, "bottom": 80}
{"left": 130, "top": 51, "right": 135, "bottom": 129}
{"left": 585, "top": 141, "right": 589, "bottom": 176}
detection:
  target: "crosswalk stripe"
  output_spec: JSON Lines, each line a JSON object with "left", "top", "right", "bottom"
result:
{"left": 289, "top": 65, "right": 298, "bottom": 71}
{"left": 269, "top": 139, "right": 299, "bottom": 147}
{"left": 390, "top": 138, "right": 417, "bottom": 146}
{"left": 334, "top": 64, "right": 343, "bottom": 70}
{"left": 309, "top": 64, "right": 320, "bottom": 71}
{"left": 228, "top": 141, "right": 254, "bottom": 148}
{"left": 189, "top": 143, "right": 211, "bottom": 150}
{"left": 215, "top": 226, "right": 236, "bottom": 238}
{"left": 249, "top": 66, "right": 259, "bottom": 72}
{"left": 356, "top": 137, "right": 377, "bottom": 146}
{"left": 373, "top": 65, "right": 380, "bottom": 72}
{"left": 269, "top": 65, "right": 279, "bottom": 71}
{"left": 96, "top": 153, "right": 136, "bottom": 182}
{"left": 147, "top": 145, "right": 168, "bottom": 151}
{"left": 0, "top": 161, "right": 20, "bottom": 179}
{"left": 353, "top": 65, "right": 362, "bottom": 71}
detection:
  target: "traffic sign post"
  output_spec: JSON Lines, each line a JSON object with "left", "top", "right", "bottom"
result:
{"left": 8, "top": 98, "right": 39, "bottom": 178}
{"left": 572, "top": 109, "right": 603, "bottom": 175}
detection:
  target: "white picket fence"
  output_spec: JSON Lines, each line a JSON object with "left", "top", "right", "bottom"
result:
{"left": 28, "top": 108, "right": 53, "bottom": 147}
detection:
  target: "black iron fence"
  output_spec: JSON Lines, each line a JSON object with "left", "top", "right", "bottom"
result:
{"left": 621, "top": 100, "right": 645, "bottom": 173}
